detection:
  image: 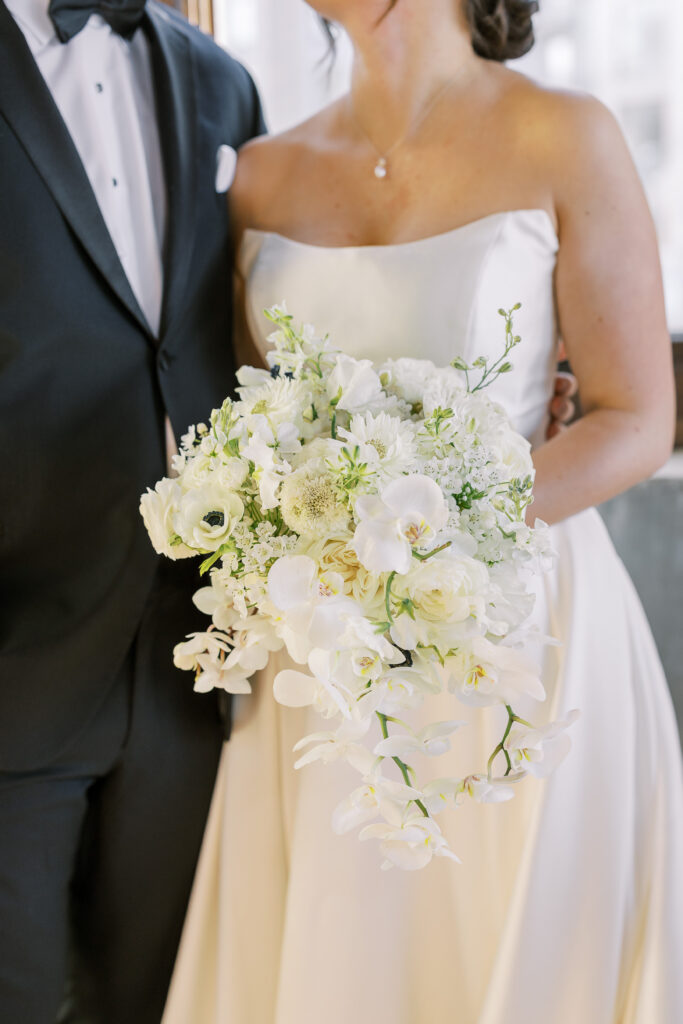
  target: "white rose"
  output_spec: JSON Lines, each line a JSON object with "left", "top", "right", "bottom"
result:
{"left": 139, "top": 478, "right": 194, "bottom": 559}
{"left": 394, "top": 551, "right": 489, "bottom": 624}
{"left": 174, "top": 480, "right": 244, "bottom": 552}
{"left": 327, "top": 354, "right": 383, "bottom": 413}
{"left": 378, "top": 357, "right": 438, "bottom": 405}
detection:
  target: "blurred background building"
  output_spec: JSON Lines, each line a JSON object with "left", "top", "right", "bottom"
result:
{"left": 165, "top": 0, "right": 683, "bottom": 736}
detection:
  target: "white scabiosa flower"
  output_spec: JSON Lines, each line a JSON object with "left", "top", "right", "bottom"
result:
{"left": 279, "top": 464, "right": 349, "bottom": 538}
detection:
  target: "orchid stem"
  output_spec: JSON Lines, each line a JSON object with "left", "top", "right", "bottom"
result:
{"left": 376, "top": 711, "right": 429, "bottom": 818}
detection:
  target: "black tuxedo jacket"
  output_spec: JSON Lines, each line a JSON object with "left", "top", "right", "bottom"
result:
{"left": 0, "top": 1, "right": 265, "bottom": 771}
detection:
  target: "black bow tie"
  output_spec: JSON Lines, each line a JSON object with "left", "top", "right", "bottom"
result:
{"left": 48, "top": 0, "right": 147, "bottom": 43}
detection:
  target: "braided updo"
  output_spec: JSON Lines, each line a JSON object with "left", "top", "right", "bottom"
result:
{"left": 465, "top": 0, "right": 539, "bottom": 62}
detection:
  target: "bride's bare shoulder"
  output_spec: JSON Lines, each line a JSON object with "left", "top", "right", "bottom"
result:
{"left": 230, "top": 103, "right": 341, "bottom": 236}
{"left": 494, "top": 66, "right": 626, "bottom": 173}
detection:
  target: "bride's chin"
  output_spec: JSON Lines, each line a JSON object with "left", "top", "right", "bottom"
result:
{"left": 305, "top": 0, "right": 390, "bottom": 25}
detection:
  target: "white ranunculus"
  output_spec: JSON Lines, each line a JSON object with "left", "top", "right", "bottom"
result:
{"left": 140, "top": 478, "right": 194, "bottom": 559}
{"left": 352, "top": 474, "right": 448, "bottom": 574}
{"left": 327, "top": 354, "right": 383, "bottom": 413}
{"left": 174, "top": 480, "right": 244, "bottom": 552}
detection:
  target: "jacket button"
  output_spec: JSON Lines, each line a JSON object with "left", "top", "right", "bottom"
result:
{"left": 158, "top": 351, "right": 172, "bottom": 372}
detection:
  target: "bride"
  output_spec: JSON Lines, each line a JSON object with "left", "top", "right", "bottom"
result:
{"left": 164, "top": 1, "right": 683, "bottom": 1021}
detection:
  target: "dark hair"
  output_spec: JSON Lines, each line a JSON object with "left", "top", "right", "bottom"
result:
{"left": 321, "top": 0, "right": 538, "bottom": 63}
{"left": 465, "top": 0, "right": 539, "bottom": 62}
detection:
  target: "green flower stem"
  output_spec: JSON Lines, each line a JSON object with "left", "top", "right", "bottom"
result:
{"left": 412, "top": 541, "right": 452, "bottom": 562}
{"left": 384, "top": 571, "right": 397, "bottom": 625}
{"left": 376, "top": 712, "right": 429, "bottom": 818}
{"left": 487, "top": 703, "right": 529, "bottom": 779}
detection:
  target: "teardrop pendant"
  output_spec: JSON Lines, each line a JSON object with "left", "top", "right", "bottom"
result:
{"left": 374, "top": 157, "right": 388, "bottom": 180}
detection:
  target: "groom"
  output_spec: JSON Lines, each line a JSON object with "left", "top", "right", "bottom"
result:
{"left": 0, "top": 1, "right": 264, "bottom": 1020}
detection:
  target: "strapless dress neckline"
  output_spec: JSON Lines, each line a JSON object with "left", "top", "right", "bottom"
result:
{"left": 242, "top": 207, "right": 557, "bottom": 254}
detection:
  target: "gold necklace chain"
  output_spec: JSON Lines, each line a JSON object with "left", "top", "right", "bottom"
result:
{"left": 349, "top": 70, "right": 467, "bottom": 181}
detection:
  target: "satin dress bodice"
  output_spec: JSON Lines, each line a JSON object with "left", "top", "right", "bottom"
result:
{"left": 239, "top": 209, "right": 559, "bottom": 448}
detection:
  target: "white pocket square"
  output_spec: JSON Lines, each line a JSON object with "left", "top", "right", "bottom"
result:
{"left": 215, "top": 144, "right": 237, "bottom": 194}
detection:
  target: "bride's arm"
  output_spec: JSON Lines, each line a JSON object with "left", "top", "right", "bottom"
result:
{"left": 529, "top": 94, "right": 675, "bottom": 526}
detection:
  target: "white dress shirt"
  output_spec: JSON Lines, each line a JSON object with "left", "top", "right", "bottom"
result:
{"left": 5, "top": 0, "right": 166, "bottom": 337}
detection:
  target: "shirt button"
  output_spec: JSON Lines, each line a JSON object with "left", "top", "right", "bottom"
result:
{"left": 95, "top": 82, "right": 104, "bottom": 93}
{"left": 112, "top": 177, "right": 118, "bottom": 187}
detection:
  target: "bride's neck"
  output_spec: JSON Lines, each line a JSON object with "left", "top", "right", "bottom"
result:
{"left": 344, "top": 3, "right": 478, "bottom": 148}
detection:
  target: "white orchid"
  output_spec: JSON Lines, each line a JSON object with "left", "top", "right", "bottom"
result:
{"left": 374, "top": 720, "right": 466, "bottom": 760}
{"left": 442, "top": 635, "right": 546, "bottom": 707}
{"left": 352, "top": 475, "right": 449, "bottom": 573}
{"left": 505, "top": 710, "right": 581, "bottom": 779}
{"left": 292, "top": 717, "right": 374, "bottom": 773}
{"left": 332, "top": 773, "right": 423, "bottom": 834}
{"left": 267, "top": 555, "right": 359, "bottom": 661}
{"left": 423, "top": 775, "right": 516, "bottom": 816}
{"left": 360, "top": 816, "right": 460, "bottom": 870}
{"left": 273, "top": 647, "right": 355, "bottom": 719}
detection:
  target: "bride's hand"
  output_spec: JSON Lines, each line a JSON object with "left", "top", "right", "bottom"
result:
{"left": 547, "top": 370, "right": 578, "bottom": 440}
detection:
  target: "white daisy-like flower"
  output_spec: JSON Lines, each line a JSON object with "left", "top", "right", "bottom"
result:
{"left": 235, "top": 376, "right": 310, "bottom": 432}
{"left": 338, "top": 411, "right": 417, "bottom": 479}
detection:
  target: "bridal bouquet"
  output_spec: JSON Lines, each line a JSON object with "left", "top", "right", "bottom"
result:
{"left": 141, "top": 305, "right": 578, "bottom": 870}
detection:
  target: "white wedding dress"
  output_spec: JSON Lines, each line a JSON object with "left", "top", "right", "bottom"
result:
{"left": 163, "top": 210, "right": 683, "bottom": 1024}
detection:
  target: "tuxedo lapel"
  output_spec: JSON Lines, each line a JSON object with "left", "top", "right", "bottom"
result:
{"left": 144, "top": 4, "right": 199, "bottom": 342}
{"left": 0, "top": 2, "right": 152, "bottom": 337}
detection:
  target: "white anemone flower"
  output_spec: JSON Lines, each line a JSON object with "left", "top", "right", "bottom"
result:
{"left": 506, "top": 709, "right": 581, "bottom": 778}
{"left": 352, "top": 475, "right": 448, "bottom": 573}
{"left": 373, "top": 720, "right": 466, "bottom": 759}
{"left": 360, "top": 816, "right": 460, "bottom": 870}
{"left": 173, "top": 480, "right": 244, "bottom": 552}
